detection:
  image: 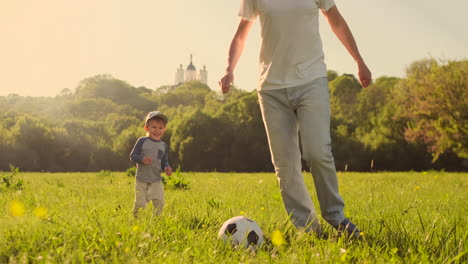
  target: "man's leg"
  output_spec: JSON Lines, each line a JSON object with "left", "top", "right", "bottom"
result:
{"left": 293, "top": 78, "right": 348, "bottom": 228}
{"left": 258, "top": 89, "right": 321, "bottom": 233}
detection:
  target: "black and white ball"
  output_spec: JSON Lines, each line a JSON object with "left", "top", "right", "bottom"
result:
{"left": 218, "top": 216, "right": 264, "bottom": 249}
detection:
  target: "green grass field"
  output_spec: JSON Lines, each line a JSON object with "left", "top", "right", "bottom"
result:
{"left": 1, "top": 170, "right": 467, "bottom": 263}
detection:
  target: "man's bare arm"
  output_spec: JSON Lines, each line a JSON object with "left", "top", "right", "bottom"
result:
{"left": 323, "top": 6, "right": 372, "bottom": 87}
{"left": 219, "top": 19, "right": 255, "bottom": 93}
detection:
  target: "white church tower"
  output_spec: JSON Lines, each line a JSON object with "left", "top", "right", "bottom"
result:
{"left": 199, "top": 65, "right": 208, "bottom": 84}
{"left": 175, "top": 64, "right": 184, "bottom": 85}
{"left": 174, "top": 54, "right": 208, "bottom": 85}
{"left": 185, "top": 54, "right": 197, "bottom": 82}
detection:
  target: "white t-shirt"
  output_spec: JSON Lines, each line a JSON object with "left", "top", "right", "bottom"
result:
{"left": 239, "top": 0, "right": 335, "bottom": 90}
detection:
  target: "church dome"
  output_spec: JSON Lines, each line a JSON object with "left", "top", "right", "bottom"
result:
{"left": 175, "top": 54, "right": 208, "bottom": 85}
{"left": 186, "top": 62, "right": 196, "bottom": 71}
{"left": 186, "top": 54, "right": 196, "bottom": 71}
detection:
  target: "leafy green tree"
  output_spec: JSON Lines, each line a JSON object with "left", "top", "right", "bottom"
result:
{"left": 327, "top": 74, "right": 366, "bottom": 170}
{"left": 327, "top": 70, "right": 338, "bottom": 82}
{"left": 213, "top": 92, "right": 272, "bottom": 172}
{"left": 154, "top": 85, "right": 176, "bottom": 95}
{"left": 75, "top": 74, "right": 155, "bottom": 111}
{"left": 105, "top": 113, "right": 140, "bottom": 135}
{"left": 203, "top": 85, "right": 245, "bottom": 116}
{"left": 395, "top": 59, "right": 468, "bottom": 160}
{"left": 354, "top": 76, "right": 400, "bottom": 149}
{"left": 330, "top": 126, "right": 369, "bottom": 171}
{"left": 329, "top": 74, "right": 362, "bottom": 124}
{"left": 46, "top": 127, "right": 90, "bottom": 171}
{"left": 170, "top": 110, "right": 226, "bottom": 171}
{"left": 1, "top": 60, "right": 466, "bottom": 172}
{"left": 0, "top": 125, "right": 12, "bottom": 170}
{"left": 135, "top": 86, "right": 154, "bottom": 95}
{"left": 56, "top": 88, "right": 73, "bottom": 98}
{"left": 112, "top": 125, "right": 142, "bottom": 169}
{"left": 6, "top": 115, "right": 55, "bottom": 171}
{"left": 67, "top": 98, "right": 137, "bottom": 121}
{"left": 61, "top": 119, "right": 122, "bottom": 171}
{"left": 157, "top": 81, "right": 211, "bottom": 108}
{"left": 1, "top": 95, "right": 68, "bottom": 122}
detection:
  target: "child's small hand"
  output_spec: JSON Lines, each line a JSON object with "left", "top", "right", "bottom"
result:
{"left": 165, "top": 167, "right": 172, "bottom": 176}
{"left": 142, "top": 157, "right": 153, "bottom": 165}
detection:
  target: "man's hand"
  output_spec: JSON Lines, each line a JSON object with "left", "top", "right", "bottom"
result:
{"left": 219, "top": 71, "right": 234, "bottom": 94}
{"left": 142, "top": 157, "right": 153, "bottom": 165}
{"left": 358, "top": 62, "right": 372, "bottom": 88}
{"left": 165, "top": 167, "right": 173, "bottom": 176}
{"left": 219, "top": 19, "right": 254, "bottom": 94}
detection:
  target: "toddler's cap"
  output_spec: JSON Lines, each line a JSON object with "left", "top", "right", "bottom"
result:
{"left": 145, "top": 111, "right": 168, "bottom": 125}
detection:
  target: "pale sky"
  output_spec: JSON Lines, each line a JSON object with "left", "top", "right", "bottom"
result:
{"left": 1, "top": 0, "right": 467, "bottom": 97}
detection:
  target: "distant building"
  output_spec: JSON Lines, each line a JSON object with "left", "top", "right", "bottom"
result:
{"left": 175, "top": 54, "right": 208, "bottom": 85}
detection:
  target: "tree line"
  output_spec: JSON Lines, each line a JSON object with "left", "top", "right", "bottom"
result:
{"left": 0, "top": 58, "right": 466, "bottom": 172}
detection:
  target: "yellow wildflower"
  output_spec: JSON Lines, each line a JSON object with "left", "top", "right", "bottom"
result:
{"left": 271, "top": 230, "right": 285, "bottom": 246}
{"left": 132, "top": 225, "right": 140, "bottom": 232}
{"left": 33, "top": 206, "right": 48, "bottom": 219}
{"left": 9, "top": 201, "right": 25, "bottom": 217}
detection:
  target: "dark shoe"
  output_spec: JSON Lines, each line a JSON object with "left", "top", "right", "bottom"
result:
{"left": 333, "top": 218, "right": 361, "bottom": 239}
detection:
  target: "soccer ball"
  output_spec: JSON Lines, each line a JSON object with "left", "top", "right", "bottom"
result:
{"left": 218, "top": 216, "right": 264, "bottom": 249}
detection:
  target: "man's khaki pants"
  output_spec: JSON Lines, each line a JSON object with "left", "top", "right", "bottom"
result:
{"left": 258, "top": 77, "right": 346, "bottom": 233}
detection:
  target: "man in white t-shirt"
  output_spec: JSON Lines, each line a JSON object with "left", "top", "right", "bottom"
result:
{"left": 219, "top": 0, "right": 372, "bottom": 238}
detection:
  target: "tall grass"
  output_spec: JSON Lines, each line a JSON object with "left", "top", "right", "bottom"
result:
{"left": 1, "top": 171, "right": 466, "bottom": 263}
